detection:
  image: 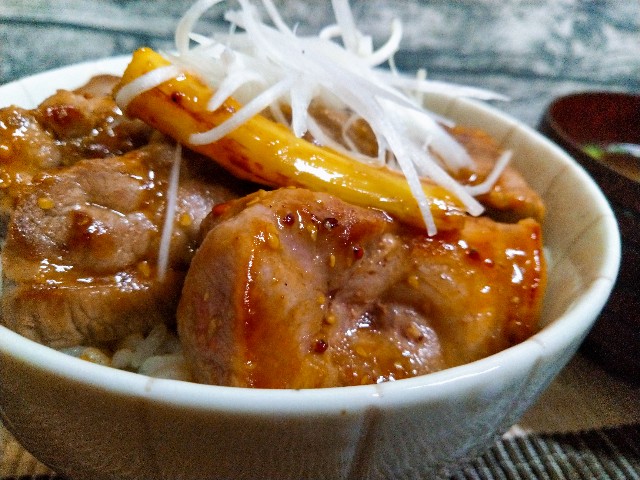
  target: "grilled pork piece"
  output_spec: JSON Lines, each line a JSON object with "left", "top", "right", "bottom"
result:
{"left": 0, "top": 75, "right": 152, "bottom": 228}
{"left": 178, "top": 188, "right": 545, "bottom": 389}
{"left": 448, "top": 125, "right": 545, "bottom": 223}
{"left": 36, "top": 75, "right": 153, "bottom": 161}
{"left": 301, "top": 103, "right": 545, "bottom": 223}
{"left": 1, "top": 75, "right": 250, "bottom": 347}
{"left": 1, "top": 140, "right": 245, "bottom": 348}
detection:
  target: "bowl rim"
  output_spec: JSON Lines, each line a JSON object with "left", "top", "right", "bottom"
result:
{"left": 0, "top": 57, "right": 621, "bottom": 416}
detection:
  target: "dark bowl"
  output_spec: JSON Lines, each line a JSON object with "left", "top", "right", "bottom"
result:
{"left": 539, "top": 91, "right": 640, "bottom": 383}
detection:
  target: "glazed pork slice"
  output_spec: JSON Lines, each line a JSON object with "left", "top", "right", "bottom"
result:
{"left": 0, "top": 75, "right": 153, "bottom": 230}
{"left": 35, "top": 74, "right": 153, "bottom": 162}
{"left": 1, "top": 140, "right": 246, "bottom": 348}
{"left": 447, "top": 125, "right": 545, "bottom": 223}
{"left": 178, "top": 188, "right": 546, "bottom": 388}
{"left": 300, "top": 103, "right": 545, "bottom": 223}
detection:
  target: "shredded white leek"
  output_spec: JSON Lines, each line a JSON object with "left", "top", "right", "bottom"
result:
{"left": 119, "top": 0, "right": 512, "bottom": 234}
{"left": 190, "top": 75, "right": 296, "bottom": 145}
{"left": 116, "top": 65, "right": 182, "bottom": 110}
{"left": 157, "top": 144, "right": 182, "bottom": 280}
{"left": 465, "top": 151, "right": 512, "bottom": 196}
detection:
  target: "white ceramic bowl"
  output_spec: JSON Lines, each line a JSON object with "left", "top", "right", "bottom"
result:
{"left": 0, "top": 57, "right": 620, "bottom": 480}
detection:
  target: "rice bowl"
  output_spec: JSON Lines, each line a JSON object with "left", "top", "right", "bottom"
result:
{"left": 0, "top": 55, "right": 620, "bottom": 479}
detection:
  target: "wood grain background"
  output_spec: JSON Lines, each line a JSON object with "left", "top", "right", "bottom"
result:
{"left": 1, "top": 0, "right": 639, "bottom": 127}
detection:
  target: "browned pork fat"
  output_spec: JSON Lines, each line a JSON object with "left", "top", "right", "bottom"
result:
{"left": 1, "top": 140, "right": 246, "bottom": 348}
{"left": 178, "top": 188, "right": 546, "bottom": 389}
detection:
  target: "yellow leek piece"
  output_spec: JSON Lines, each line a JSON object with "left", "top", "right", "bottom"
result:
{"left": 116, "top": 48, "right": 466, "bottom": 230}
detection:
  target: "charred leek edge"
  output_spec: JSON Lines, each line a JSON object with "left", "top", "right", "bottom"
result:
{"left": 116, "top": 48, "right": 467, "bottom": 231}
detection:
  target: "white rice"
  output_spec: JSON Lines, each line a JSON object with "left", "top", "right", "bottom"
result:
{"left": 61, "top": 323, "right": 192, "bottom": 381}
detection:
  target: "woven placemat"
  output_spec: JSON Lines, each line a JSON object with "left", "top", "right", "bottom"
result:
{"left": 448, "top": 423, "right": 640, "bottom": 479}
{"left": 2, "top": 423, "right": 638, "bottom": 479}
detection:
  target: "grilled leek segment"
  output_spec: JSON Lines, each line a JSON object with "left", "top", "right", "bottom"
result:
{"left": 115, "top": 48, "right": 467, "bottom": 230}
